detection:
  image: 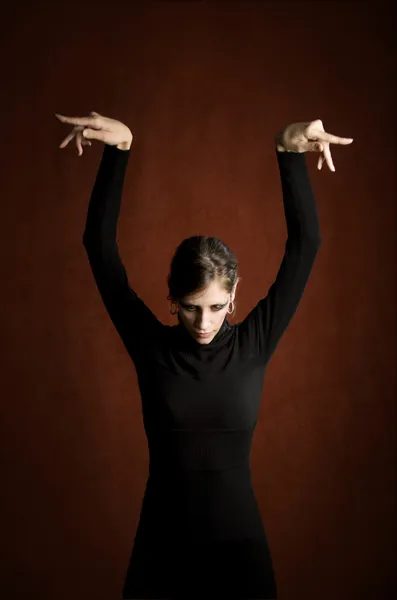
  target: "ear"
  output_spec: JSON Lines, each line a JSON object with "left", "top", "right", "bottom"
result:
{"left": 231, "top": 278, "right": 241, "bottom": 300}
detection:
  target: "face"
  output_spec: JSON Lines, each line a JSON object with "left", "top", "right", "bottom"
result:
{"left": 177, "top": 279, "right": 238, "bottom": 344}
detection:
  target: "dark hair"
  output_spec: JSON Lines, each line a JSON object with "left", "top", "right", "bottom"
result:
{"left": 167, "top": 236, "right": 240, "bottom": 311}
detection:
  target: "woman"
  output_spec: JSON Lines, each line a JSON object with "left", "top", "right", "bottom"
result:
{"left": 56, "top": 111, "right": 353, "bottom": 599}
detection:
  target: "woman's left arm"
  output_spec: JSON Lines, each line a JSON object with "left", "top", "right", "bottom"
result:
{"left": 239, "top": 119, "right": 353, "bottom": 363}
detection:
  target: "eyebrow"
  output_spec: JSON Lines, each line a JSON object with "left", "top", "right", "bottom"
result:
{"left": 180, "top": 301, "right": 228, "bottom": 308}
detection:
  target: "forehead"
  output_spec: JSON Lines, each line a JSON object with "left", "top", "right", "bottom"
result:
{"left": 182, "top": 280, "right": 228, "bottom": 304}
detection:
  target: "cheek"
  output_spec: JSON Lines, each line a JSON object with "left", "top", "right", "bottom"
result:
{"left": 217, "top": 309, "right": 228, "bottom": 322}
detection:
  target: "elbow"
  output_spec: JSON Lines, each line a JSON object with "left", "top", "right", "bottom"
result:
{"left": 311, "top": 234, "right": 322, "bottom": 248}
{"left": 304, "top": 229, "right": 322, "bottom": 249}
{"left": 82, "top": 232, "right": 97, "bottom": 250}
{"left": 82, "top": 236, "right": 98, "bottom": 255}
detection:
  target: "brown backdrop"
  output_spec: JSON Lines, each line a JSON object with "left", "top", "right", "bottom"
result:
{"left": 1, "top": 1, "right": 395, "bottom": 599}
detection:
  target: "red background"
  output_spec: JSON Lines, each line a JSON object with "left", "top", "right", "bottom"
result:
{"left": 1, "top": 1, "right": 395, "bottom": 598}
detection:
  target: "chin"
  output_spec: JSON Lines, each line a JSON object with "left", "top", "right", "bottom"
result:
{"left": 193, "top": 330, "right": 216, "bottom": 343}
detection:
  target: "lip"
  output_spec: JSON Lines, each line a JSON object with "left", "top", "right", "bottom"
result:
{"left": 195, "top": 331, "right": 211, "bottom": 337}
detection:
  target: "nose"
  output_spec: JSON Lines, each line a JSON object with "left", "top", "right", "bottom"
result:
{"left": 195, "top": 316, "right": 212, "bottom": 331}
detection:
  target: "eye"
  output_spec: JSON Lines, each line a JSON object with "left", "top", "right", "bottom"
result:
{"left": 184, "top": 305, "right": 224, "bottom": 311}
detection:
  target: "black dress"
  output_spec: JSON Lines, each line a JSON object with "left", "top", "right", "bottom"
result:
{"left": 82, "top": 144, "right": 321, "bottom": 599}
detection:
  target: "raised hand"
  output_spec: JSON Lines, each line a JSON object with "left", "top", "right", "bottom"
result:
{"left": 55, "top": 111, "right": 133, "bottom": 155}
{"left": 276, "top": 119, "right": 353, "bottom": 172}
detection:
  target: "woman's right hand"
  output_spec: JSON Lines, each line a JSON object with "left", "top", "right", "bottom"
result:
{"left": 55, "top": 111, "right": 133, "bottom": 155}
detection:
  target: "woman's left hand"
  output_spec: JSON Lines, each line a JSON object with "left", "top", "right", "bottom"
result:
{"left": 276, "top": 119, "right": 353, "bottom": 172}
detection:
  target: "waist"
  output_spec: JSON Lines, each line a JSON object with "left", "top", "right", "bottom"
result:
{"left": 147, "top": 427, "right": 253, "bottom": 473}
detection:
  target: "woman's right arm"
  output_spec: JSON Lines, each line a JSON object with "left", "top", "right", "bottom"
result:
{"left": 83, "top": 145, "right": 163, "bottom": 362}
{"left": 56, "top": 112, "right": 163, "bottom": 363}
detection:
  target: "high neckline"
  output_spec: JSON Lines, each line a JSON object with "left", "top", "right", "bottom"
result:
{"left": 175, "top": 313, "right": 233, "bottom": 351}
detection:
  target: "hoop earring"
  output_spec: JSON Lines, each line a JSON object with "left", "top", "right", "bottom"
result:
{"left": 227, "top": 300, "right": 235, "bottom": 315}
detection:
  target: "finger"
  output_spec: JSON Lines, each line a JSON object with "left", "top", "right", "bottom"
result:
{"left": 317, "top": 154, "right": 324, "bottom": 170}
{"left": 59, "top": 124, "right": 86, "bottom": 148}
{"left": 76, "top": 130, "right": 84, "bottom": 156}
{"left": 308, "top": 141, "right": 323, "bottom": 152}
{"left": 55, "top": 114, "right": 102, "bottom": 129}
{"left": 323, "top": 143, "right": 335, "bottom": 172}
{"left": 314, "top": 130, "right": 353, "bottom": 145}
{"left": 59, "top": 131, "right": 76, "bottom": 148}
{"left": 81, "top": 128, "right": 106, "bottom": 142}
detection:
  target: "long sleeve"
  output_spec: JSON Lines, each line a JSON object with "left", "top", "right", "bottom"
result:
{"left": 239, "top": 149, "right": 322, "bottom": 364}
{"left": 82, "top": 144, "right": 163, "bottom": 365}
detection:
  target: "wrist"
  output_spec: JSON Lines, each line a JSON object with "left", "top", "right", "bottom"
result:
{"left": 117, "top": 130, "right": 133, "bottom": 151}
{"left": 275, "top": 131, "right": 286, "bottom": 152}
{"left": 117, "top": 139, "right": 132, "bottom": 151}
